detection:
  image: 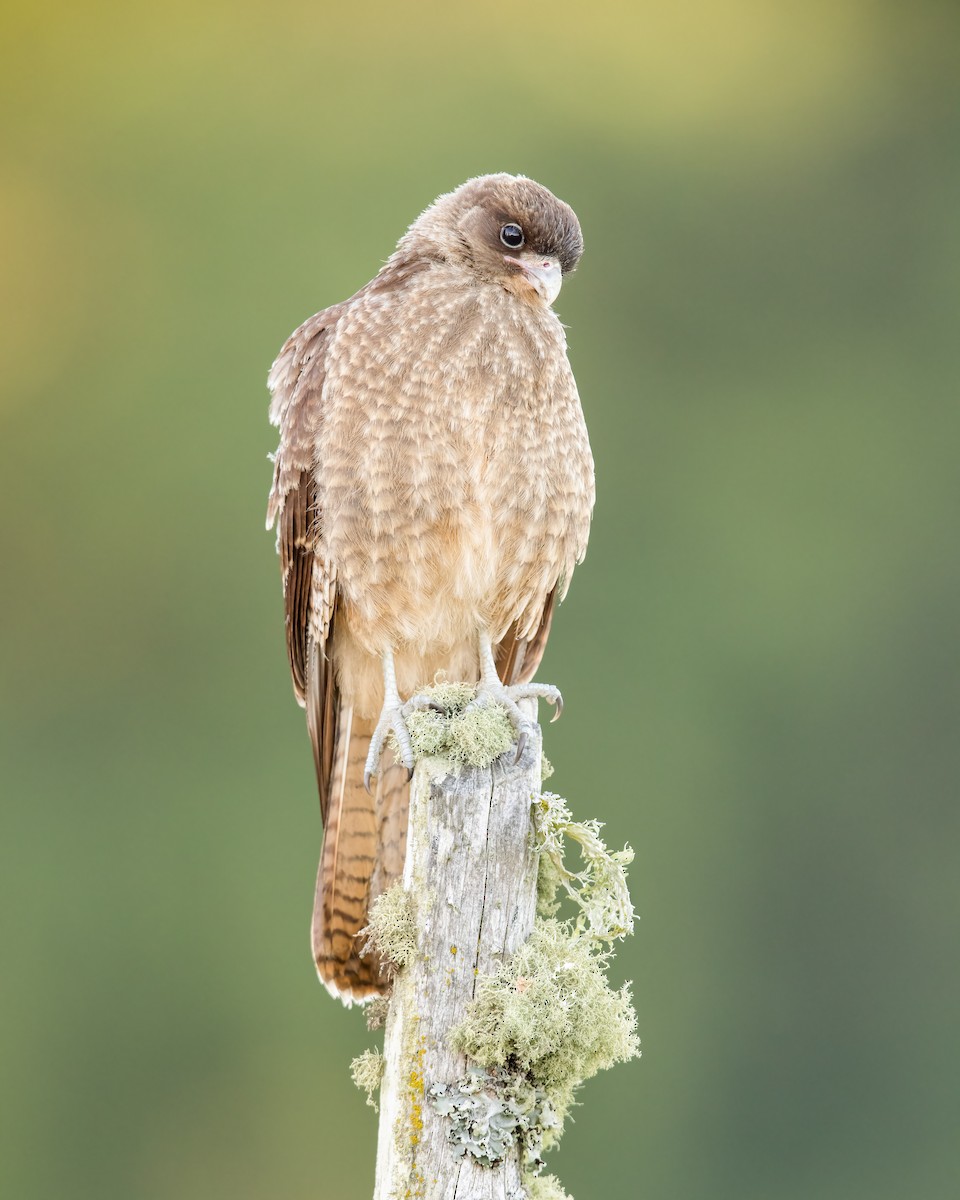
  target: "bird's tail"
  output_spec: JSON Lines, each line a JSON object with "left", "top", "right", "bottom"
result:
{"left": 311, "top": 703, "right": 409, "bottom": 1004}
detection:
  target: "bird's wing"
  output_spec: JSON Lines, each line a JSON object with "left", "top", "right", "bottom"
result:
{"left": 495, "top": 587, "right": 558, "bottom": 686}
{"left": 497, "top": 356, "right": 594, "bottom": 687}
{"left": 266, "top": 302, "right": 345, "bottom": 816}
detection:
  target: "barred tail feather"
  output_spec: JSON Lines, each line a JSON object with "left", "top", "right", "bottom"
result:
{"left": 311, "top": 705, "right": 409, "bottom": 1004}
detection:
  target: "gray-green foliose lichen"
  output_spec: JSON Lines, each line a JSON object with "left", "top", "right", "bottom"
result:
{"left": 428, "top": 1066, "right": 559, "bottom": 1171}
{"left": 402, "top": 682, "right": 515, "bottom": 768}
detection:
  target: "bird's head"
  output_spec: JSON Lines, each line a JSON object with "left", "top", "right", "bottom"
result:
{"left": 399, "top": 174, "right": 583, "bottom": 306}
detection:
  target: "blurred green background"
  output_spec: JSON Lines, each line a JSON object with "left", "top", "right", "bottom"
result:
{"left": 2, "top": 2, "right": 958, "bottom": 1197}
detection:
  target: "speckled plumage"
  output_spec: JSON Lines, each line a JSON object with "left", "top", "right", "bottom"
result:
{"left": 267, "top": 174, "right": 594, "bottom": 1003}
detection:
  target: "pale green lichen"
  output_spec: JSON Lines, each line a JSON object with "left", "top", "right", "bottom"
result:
{"left": 450, "top": 919, "right": 639, "bottom": 1136}
{"left": 402, "top": 682, "right": 515, "bottom": 768}
{"left": 532, "top": 792, "right": 635, "bottom": 942}
{"left": 363, "top": 881, "right": 417, "bottom": 968}
{"left": 540, "top": 753, "right": 554, "bottom": 782}
{"left": 429, "top": 1066, "right": 559, "bottom": 1170}
{"left": 350, "top": 1047, "right": 385, "bottom": 1111}
{"left": 536, "top": 851, "right": 564, "bottom": 919}
{"left": 522, "top": 1173, "right": 573, "bottom": 1200}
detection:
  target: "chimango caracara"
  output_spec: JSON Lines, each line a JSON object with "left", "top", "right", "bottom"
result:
{"left": 266, "top": 174, "right": 594, "bottom": 1003}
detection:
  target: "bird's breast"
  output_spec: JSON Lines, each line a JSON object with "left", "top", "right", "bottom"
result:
{"left": 318, "top": 272, "right": 593, "bottom": 652}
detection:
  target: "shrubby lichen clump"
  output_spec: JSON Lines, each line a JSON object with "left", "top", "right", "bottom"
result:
{"left": 450, "top": 919, "right": 639, "bottom": 1137}
{"left": 362, "top": 880, "right": 417, "bottom": 969}
{"left": 350, "top": 1047, "right": 385, "bottom": 1111}
{"left": 532, "top": 791, "right": 635, "bottom": 942}
{"left": 402, "top": 681, "right": 515, "bottom": 767}
{"left": 522, "top": 1175, "right": 573, "bottom": 1200}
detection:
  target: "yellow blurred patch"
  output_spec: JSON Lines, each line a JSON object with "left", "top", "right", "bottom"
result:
{"left": 0, "top": 173, "right": 93, "bottom": 412}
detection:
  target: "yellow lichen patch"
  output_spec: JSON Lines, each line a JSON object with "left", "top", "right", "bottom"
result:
{"left": 408, "top": 1039, "right": 426, "bottom": 1148}
{"left": 394, "top": 1023, "right": 428, "bottom": 1199}
{"left": 403, "top": 1166, "right": 425, "bottom": 1199}
{"left": 391, "top": 1013, "right": 429, "bottom": 1199}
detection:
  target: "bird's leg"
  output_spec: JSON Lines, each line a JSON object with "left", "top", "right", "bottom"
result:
{"left": 364, "top": 648, "right": 416, "bottom": 792}
{"left": 471, "top": 631, "right": 564, "bottom": 736}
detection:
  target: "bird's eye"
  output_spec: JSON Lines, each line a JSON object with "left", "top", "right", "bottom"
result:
{"left": 500, "top": 223, "right": 524, "bottom": 249}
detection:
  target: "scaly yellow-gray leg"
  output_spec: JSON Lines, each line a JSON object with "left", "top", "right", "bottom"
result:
{"left": 364, "top": 648, "right": 416, "bottom": 792}
{"left": 472, "top": 631, "right": 564, "bottom": 729}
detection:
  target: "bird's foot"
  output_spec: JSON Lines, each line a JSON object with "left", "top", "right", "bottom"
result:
{"left": 363, "top": 693, "right": 448, "bottom": 792}
{"left": 403, "top": 693, "right": 448, "bottom": 717}
{"left": 364, "top": 703, "right": 416, "bottom": 793}
{"left": 471, "top": 680, "right": 563, "bottom": 726}
{"left": 468, "top": 680, "right": 563, "bottom": 762}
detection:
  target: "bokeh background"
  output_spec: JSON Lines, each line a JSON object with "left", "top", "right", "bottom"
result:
{"left": 2, "top": 2, "right": 958, "bottom": 1197}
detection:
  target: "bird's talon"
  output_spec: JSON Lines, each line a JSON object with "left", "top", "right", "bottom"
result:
{"left": 363, "top": 693, "right": 416, "bottom": 789}
{"left": 472, "top": 679, "right": 563, "bottom": 733}
{"left": 402, "top": 695, "right": 446, "bottom": 717}
{"left": 514, "top": 730, "right": 528, "bottom": 764}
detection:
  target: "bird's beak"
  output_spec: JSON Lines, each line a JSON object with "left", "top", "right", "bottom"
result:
{"left": 503, "top": 254, "right": 563, "bottom": 305}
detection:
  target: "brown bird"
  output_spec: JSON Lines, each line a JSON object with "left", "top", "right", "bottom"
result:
{"left": 266, "top": 174, "right": 594, "bottom": 1004}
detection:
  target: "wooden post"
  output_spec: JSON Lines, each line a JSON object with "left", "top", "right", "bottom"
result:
{"left": 374, "top": 713, "right": 542, "bottom": 1200}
